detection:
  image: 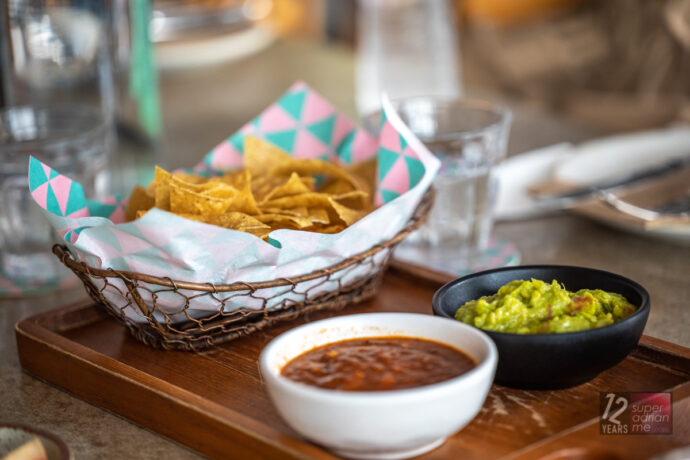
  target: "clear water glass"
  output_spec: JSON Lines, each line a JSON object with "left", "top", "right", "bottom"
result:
{"left": 356, "top": 0, "right": 463, "bottom": 117}
{"left": 0, "top": 1, "right": 115, "bottom": 118}
{"left": 394, "top": 98, "right": 512, "bottom": 268}
{"left": 0, "top": 106, "right": 109, "bottom": 287}
{"left": 0, "top": 0, "right": 161, "bottom": 197}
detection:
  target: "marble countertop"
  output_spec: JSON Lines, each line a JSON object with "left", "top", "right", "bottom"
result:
{"left": 1, "top": 40, "right": 688, "bottom": 459}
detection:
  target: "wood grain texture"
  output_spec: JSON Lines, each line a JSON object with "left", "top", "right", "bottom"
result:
{"left": 16, "top": 273, "right": 690, "bottom": 460}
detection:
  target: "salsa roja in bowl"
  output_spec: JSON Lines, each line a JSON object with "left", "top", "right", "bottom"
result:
{"left": 259, "top": 313, "right": 497, "bottom": 460}
{"left": 281, "top": 336, "right": 477, "bottom": 391}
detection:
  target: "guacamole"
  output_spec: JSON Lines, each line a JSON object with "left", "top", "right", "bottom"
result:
{"left": 454, "top": 279, "right": 637, "bottom": 334}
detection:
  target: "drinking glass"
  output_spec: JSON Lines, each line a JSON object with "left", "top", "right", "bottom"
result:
{"left": 391, "top": 97, "right": 512, "bottom": 272}
{"left": 356, "top": 0, "right": 463, "bottom": 118}
{"left": 0, "top": 106, "right": 109, "bottom": 289}
{"left": 0, "top": 1, "right": 115, "bottom": 120}
{"left": 0, "top": 0, "right": 161, "bottom": 197}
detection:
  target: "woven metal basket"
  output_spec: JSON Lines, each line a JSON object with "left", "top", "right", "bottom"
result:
{"left": 53, "top": 191, "right": 433, "bottom": 351}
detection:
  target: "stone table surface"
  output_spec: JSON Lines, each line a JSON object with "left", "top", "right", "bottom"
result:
{"left": 1, "top": 40, "right": 688, "bottom": 459}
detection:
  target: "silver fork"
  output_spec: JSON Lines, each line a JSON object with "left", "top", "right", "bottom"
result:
{"left": 595, "top": 189, "right": 690, "bottom": 221}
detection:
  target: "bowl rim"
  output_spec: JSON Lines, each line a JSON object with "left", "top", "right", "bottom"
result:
{"left": 0, "top": 422, "right": 72, "bottom": 460}
{"left": 432, "top": 264, "right": 651, "bottom": 338}
{"left": 259, "top": 312, "right": 497, "bottom": 401}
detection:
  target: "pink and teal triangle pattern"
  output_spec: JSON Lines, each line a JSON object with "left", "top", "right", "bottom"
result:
{"left": 28, "top": 156, "right": 89, "bottom": 218}
{"left": 200, "top": 82, "right": 378, "bottom": 174}
{"left": 29, "top": 156, "right": 127, "bottom": 223}
{"left": 374, "top": 112, "right": 426, "bottom": 205}
{"left": 87, "top": 195, "right": 127, "bottom": 223}
{"left": 64, "top": 226, "right": 89, "bottom": 245}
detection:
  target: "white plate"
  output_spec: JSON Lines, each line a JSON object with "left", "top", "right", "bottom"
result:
{"left": 156, "top": 25, "right": 275, "bottom": 71}
{"left": 554, "top": 126, "right": 690, "bottom": 244}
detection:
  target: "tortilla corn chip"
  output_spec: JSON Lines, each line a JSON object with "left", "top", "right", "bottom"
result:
{"left": 125, "top": 136, "right": 375, "bottom": 240}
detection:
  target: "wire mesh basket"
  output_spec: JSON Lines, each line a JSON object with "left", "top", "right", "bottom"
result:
{"left": 53, "top": 191, "right": 433, "bottom": 351}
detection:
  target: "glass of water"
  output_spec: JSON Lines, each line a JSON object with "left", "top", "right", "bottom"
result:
{"left": 391, "top": 97, "right": 512, "bottom": 272}
{"left": 0, "top": 105, "right": 109, "bottom": 291}
{"left": 0, "top": 1, "right": 115, "bottom": 118}
{"left": 356, "top": 0, "right": 463, "bottom": 118}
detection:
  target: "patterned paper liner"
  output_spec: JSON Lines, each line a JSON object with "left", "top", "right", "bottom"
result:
{"left": 0, "top": 272, "right": 80, "bottom": 297}
{"left": 28, "top": 83, "right": 441, "bottom": 321}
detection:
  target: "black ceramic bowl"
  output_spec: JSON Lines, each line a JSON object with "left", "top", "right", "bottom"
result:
{"left": 432, "top": 265, "right": 650, "bottom": 389}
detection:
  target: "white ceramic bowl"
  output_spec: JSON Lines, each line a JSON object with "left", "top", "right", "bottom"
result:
{"left": 259, "top": 313, "right": 497, "bottom": 459}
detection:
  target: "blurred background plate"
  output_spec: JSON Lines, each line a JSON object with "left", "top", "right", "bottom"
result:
{"left": 155, "top": 25, "right": 274, "bottom": 70}
{"left": 152, "top": 0, "right": 275, "bottom": 69}
{"left": 570, "top": 167, "right": 690, "bottom": 245}
{"left": 152, "top": 0, "right": 251, "bottom": 43}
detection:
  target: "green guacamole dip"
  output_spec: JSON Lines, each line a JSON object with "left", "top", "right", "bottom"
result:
{"left": 454, "top": 279, "right": 637, "bottom": 334}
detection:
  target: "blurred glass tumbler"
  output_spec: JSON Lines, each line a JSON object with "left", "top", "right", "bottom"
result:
{"left": 394, "top": 98, "right": 512, "bottom": 268}
{"left": 356, "top": 0, "right": 463, "bottom": 117}
{"left": 0, "top": 106, "right": 109, "bottom": 286}
{"left": 0, "top": 1, "right": 115, "bottom": 118}
{"left": 0, "top": 0, "right": 161, "bottom": 197}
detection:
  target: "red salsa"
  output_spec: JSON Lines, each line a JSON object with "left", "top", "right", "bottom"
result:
{"left": 281, "top": 336, "right": 476, "bottom": 391}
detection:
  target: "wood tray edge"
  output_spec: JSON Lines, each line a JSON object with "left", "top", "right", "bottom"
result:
{"left": 14, "top": 305, "right": 333, "bottom": 460}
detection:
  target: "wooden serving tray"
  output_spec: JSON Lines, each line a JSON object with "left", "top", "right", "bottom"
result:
{"left": 15, "top": 272, "right": 690, "bottom": 460}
